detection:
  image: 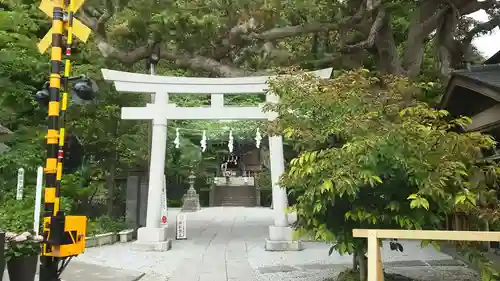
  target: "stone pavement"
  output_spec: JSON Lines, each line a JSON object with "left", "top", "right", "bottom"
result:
{"left": 72, "top": 207, "right": 478, "bottom": 281}
{"left": 2, "top": 260, "right": 144, "bottom": 281}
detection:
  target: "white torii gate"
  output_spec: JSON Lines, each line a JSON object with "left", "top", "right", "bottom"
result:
{"left": 101, "top": 68, "right": 332, "bottom": 250}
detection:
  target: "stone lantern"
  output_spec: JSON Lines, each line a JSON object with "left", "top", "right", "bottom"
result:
{"left": 181, "top": 171, "right": 201, "bottom": 212}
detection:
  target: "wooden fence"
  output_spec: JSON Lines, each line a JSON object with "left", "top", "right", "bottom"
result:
{"left": 353, "top": 229, "right": 500, "bottom": 281}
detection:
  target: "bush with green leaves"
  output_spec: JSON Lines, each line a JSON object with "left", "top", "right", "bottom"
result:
{"left": 86, "top": 216, "right": 126, "bottom": 236}
{"left": 265, "top": 69, "right": 500, "bottom": 281}
{"left": 0, "top": 197, "right": 37, "bottom": 233}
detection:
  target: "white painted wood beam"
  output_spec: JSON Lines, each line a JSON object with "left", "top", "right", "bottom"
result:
{"left": 101, "top": 68, "right": 333, "bottom": 94}
{"left": 102, "top": 68, "right": 332, "bottom": 84}
{"left": 121, "top": 105, "right": 277, "bottom": 120}
{"left": 211, "top": 94, "right": 224, "bottom": 107}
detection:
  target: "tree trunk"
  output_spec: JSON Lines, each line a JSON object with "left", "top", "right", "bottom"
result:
{"left": 353, "top": 248, "right": 368, "bottom": 281}
{"left": 106, "top": 119, "right": 120, "bottom": 217}
{"left": 357, "top": 249, "right": 368, "bottom": 281}
{"left": 401, "top": 0, "right": 442, "bottom": 78}
{"left": 436, "top": 10, "right": 458, "bottom": 79}
{"left": 374, "top": 13, "right": 402, "bottom": 75}
{"left": 353, "top": 251, "right": 359, "bottom": 270}
{"left": 106, "top": 157, "right": 117, "bottom": 217}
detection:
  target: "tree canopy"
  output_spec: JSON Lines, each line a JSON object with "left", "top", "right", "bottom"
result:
{"left": 73, "top": 0, "right": 497, "bottom": 79}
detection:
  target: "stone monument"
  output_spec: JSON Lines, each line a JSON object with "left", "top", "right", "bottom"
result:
{"left": 181, "top": 171, "right": 201, "bottom": 212}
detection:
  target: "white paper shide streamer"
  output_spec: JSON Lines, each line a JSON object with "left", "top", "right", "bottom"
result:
{"left": 174, "top": 128, "right": 180, "bottom": 148}
{"left": 228, "top": 130, "right": 234, "bottom": 153}
{"left": 200, "top": 130, "right": 207, "bottom": 152}
{"left": 172, "top": 127, "right": 266, "bottom": 151}
{"left": 255, "top": 128, "right": 262, "bottom": 148}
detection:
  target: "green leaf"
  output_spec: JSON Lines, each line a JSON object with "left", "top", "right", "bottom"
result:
{"left": 454, "top": 194, "right": 466, "bottom": 205}
{"left": 313, "top": 202, "right": 323, "bottom": 213}
{"left": 407, "top": 194, "right": 418, "bottom": 200}
{"left": 371, "top": 175, "right": 383, "bottom": 184}
{"left": 421, "top": 240, "right": 430, "bottom": 248}
{"left": 419, "top": 198, "right": 430, "bottom": 210}
{"left": 328, "top": 245, "right": 335, "bottom": 256}
{"left": 344, "top": 211, "right": 351, "bottom": 220}
{"left": 320, "top": 180, "right": 333, "bottom": 193}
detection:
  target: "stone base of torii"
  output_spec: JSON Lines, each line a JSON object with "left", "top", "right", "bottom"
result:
{"left": 101, "top": 67, "right": 332, "bottom": 251}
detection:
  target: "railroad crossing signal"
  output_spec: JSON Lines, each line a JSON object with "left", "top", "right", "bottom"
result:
{"left": 37, "top": 0, "right": 91, "bottom": 53}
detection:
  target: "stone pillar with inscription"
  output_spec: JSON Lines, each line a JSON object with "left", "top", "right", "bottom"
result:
{"left": 181, "top": 171, "right": 201, "bottom": 212}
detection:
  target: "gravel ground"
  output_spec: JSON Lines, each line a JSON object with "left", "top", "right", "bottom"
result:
{"left": 386, "top": 266, "right": 479, "bottom": 281}
{"left": 75, "top": 207, "right": 481, "bottom": 281}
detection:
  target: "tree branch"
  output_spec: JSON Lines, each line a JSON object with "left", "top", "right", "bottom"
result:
{"left": 95, "top": 37, "right": 253, "bottom": 77}
{"left": 159, "top": 47, "right": 254, "bottom": 77}
{"left": 463, "top": 16, "right": 500, "bottom": 45}
{"left": 420, "top": 7, "right": 450, "bottom": 36}
{"left": 95, "top": 39, "right": 153, "bottom": 64}
{"left": 226, "top": 1, "right": 369, "bottom": 46}
{"left": 341, "top": 8, "right": 386, "bottom": 51}
{"left": 374, "top": 12, "right": 403, "bottom": 75}
{"left": 97, "top": 0, "right": 114, "bottom": 26}
{"left": 249, "top": 23, "right": 336, "bottom": 41}
{"left": 460, "top": 0, "right": 499, "bottom": 16}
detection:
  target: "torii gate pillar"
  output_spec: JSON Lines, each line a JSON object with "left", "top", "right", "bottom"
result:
{"left": 138, "top": 93, "right": 170, "bottom": 247}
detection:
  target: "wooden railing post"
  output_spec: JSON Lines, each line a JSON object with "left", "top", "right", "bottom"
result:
{"left": 367, "top": 230, "right": 384, "bottom": 281}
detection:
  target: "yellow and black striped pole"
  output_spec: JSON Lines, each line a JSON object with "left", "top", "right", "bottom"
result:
{"left": 38, "top": 0, "right": 88, "bottom": 279}
{"left": 40, "top": 0, "right": 65, "bottom": 279}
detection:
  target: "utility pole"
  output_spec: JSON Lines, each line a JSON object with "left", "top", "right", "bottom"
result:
{"left": 37, "top": 0, "right": 92, "bottom": 280}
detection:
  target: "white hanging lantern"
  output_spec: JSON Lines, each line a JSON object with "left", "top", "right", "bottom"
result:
{"left": 174, "top": 128, "right": 180, "bottom": 148}
{"left": 228, "top": 130, "right": 234, "bottom": 153}
{"left": 200, "top": 130, "right": 207, "bottom": 152}
{"left": 255, "top": 128, "right": 262, "bottom": 148}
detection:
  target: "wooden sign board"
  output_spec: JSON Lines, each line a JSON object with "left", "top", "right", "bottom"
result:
{"left": 16, "top": 168, "right": 24, "bottom": 200}
{"left": 176, "top": 213, "right": 187, "bottom": 240}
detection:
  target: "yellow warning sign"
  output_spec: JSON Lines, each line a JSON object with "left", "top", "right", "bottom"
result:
{"left": 37, "top": 0, "right": 91, "bottom": 53}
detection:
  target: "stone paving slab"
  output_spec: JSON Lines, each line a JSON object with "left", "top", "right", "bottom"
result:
{"left": 256, "top": 259, "right": 465, "bottom": 276}
{"left": 62, "top": 260, "right": 145, "bottom": 281}
{"left": 2, "top": 260, "right": 144, "bottom": 281}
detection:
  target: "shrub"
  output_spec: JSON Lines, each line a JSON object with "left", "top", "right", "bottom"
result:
{"left": 86, "top": 216, "right": 126, "bottom": 236}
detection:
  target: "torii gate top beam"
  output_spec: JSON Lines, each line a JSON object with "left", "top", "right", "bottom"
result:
{"left": 101, "top": 68, "right": 333, "bottom": 94}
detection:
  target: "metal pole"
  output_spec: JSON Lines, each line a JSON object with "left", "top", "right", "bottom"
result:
{"left": 40, "top": 0, "right": 75, "bottom": 279}
{"left": 39, "top": 0, "right": 64, "bottom": 279}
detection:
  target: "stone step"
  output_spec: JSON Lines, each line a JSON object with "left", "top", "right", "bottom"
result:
{"left": 217, "top": 195, "right": 257, "bottom": 207}
{"left": 220, "top": 198, "right": 256, "bottom": 201}
{"left": 221, "top": 203, "right": 255, "bottom": 207}
{"left": 220, "top": 200, "right": 256, "bottom": 207}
